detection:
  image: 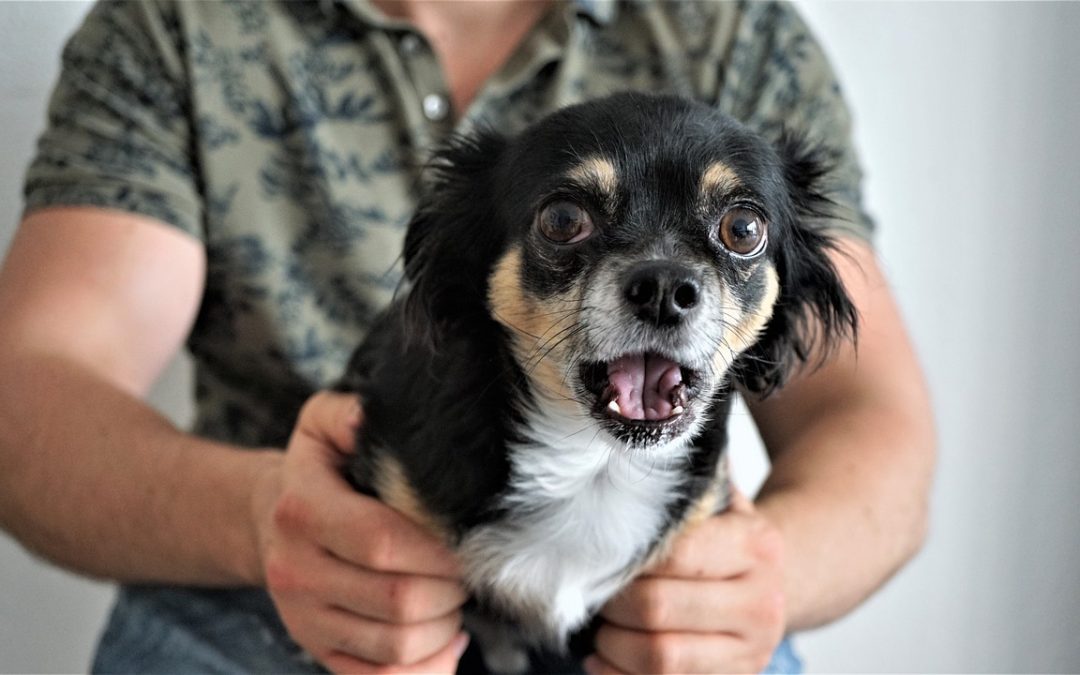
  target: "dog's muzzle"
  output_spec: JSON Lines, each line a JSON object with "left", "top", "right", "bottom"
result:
{"left": 575, "top": 258, "right": 714, "bottom": 446}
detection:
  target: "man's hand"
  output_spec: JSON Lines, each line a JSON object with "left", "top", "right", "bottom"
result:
{"left": 251, "top": 391, "right": 471, "bottom": 673}
{"left": 588, "top": 491, "right": 786, "bottom": 675}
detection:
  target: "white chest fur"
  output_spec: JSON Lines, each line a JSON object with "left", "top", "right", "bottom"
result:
{"left": 458, "top": 399, "right": 688, "bottom": 644}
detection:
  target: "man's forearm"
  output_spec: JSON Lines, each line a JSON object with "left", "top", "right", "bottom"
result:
{"left": 0, "top": 353, "right": 280, "bottom": 586}
{"left": 754, "top": 395, "right": 934, "bottom": 632}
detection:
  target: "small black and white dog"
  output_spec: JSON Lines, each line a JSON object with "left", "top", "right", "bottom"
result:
{"left": 339, "top": 93, "right": 856, "bottom": 672}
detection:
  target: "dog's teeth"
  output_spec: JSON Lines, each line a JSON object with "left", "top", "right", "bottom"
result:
{"left": 672, "top": 405, "right": 685, "bottom": 415}
{"left": 670, "top": 383, "right": 689, "bottom": 408}
{"left": 607, "top": 399, "right": 621, "bottom": 414}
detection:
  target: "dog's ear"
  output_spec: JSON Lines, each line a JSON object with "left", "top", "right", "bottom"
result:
{"left": 734, "top": 133, "right": 859, "bottom": 396}
{"left": 400, "top": 129, "right": 509, "bottom": 344}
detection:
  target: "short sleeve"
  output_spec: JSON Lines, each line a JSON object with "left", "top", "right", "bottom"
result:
{"left": 712, "top": 2, "right": 875, "bottom": 242}
{"left": 22, "top": 0, "right": 204, "bottom": 241}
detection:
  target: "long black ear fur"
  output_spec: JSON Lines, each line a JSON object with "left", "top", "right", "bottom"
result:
{"left": 734, "top": 133, "right": 859, "bottom": 396}
{"left": 401, "top": 129, "right": 509, "bottom": 346}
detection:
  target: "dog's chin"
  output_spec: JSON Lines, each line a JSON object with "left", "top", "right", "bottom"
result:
{"left": 578, "top": 354, "right": 707, "bottom": 449}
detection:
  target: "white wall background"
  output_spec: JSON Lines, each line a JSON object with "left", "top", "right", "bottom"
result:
{"left": 1, "top": 1, "right": 1078, "bottom": 672}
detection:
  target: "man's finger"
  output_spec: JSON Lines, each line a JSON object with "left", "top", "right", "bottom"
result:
{"left": 583, "top": 654, "right": 628, "bottom": 675}
{"left": 267, "top": 533, "right": 466, "bottom": 624}
{"left": 291, "top": 391, "right": 363, "bottom": 460}
{"left": 645, "top": 514, "right": 760, "bottom": 579}
{"left": 304, "top": 604, "right": 462, "bottom": 668}
{"left": 272, "top": 468, "right": 462, "bottom": 579}
{"left": 601, "top": 576, "right": 767, "bottom": 633}
{"left": 594, "top": 624, "right": 749, "bottom": 675}
{"left": 315, "top": 549, "right": 467, "bottom": 623}
{"left": 321, "top": 631, "right": 470, "bottom": 674}
{"left": 321, "top": 493, "right": 463, "bottom": 579}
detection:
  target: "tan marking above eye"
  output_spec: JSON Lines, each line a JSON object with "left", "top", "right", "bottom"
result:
{"left": 700, "top": 162, "right": 741, "bottom": 196}
{"left": 565, "top": 157, "right": 618, "bottom": 197}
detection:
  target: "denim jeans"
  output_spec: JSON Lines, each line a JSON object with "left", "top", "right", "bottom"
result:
{"left": 92, "top": 586, "right": 802, "bottom": 674}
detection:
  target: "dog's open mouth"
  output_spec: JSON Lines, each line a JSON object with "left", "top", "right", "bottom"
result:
{"left": 581, "top": 354, "right": 702, "bottom": 427}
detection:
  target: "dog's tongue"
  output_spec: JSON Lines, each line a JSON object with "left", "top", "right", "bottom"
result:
{"left": 607, "top": 354, "right": 684, "bottom": 421}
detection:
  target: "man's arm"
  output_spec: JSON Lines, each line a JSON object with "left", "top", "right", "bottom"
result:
{"left": 0, "top": 207, "right": 272, "bottom": 583}
{"left": 752, "top": 239, "right": 936, "bottom": 630}
{"left": 0, "top": 208, "right": 469, "bottom": 671}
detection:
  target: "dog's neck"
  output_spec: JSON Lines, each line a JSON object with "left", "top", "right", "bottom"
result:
{"left": 459, "top": 390, "right": 690, "bottom": 644}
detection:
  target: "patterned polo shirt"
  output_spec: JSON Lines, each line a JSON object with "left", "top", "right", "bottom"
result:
{"left": 24, "top": 0, "right": 872, "bottom": 451}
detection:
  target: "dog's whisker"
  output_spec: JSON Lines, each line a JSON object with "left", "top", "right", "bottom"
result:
{"left": 523, "top": 325, "right": 589, "bottom": 375}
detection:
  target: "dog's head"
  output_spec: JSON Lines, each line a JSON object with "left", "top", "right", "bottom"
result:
{"left": 403, "top": 93, "right": 857, "bottom": 453}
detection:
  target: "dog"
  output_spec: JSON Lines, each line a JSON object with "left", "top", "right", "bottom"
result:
{"left": 337, "top": 92, "right": 857, "bottom": 672}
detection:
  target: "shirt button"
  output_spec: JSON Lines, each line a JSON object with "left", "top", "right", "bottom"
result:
{"left": 422, "top": 93, "right": 450, "bottom": 122}
{"left": 400, "top": 33, "right": 422, "bottom": 56}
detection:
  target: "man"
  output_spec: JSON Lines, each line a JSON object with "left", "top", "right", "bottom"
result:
{"left": 0, "top": 1, "right": 933, "bottom": 672}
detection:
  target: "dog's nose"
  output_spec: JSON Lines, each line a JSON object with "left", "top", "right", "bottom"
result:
{"left": 622, "top": 261, "right": 701, "bottom": 327}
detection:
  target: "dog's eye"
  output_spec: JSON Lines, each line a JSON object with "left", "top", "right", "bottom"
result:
{"left": 538, "top": 201, "right": 594, "bottom": 244}
{"left": 718, "top": 208, "right": 767, "bottom": 256}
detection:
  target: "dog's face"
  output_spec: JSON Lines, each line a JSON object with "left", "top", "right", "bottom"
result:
{"left": 405, "top": 94, "right": 856, "bottom": 453}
